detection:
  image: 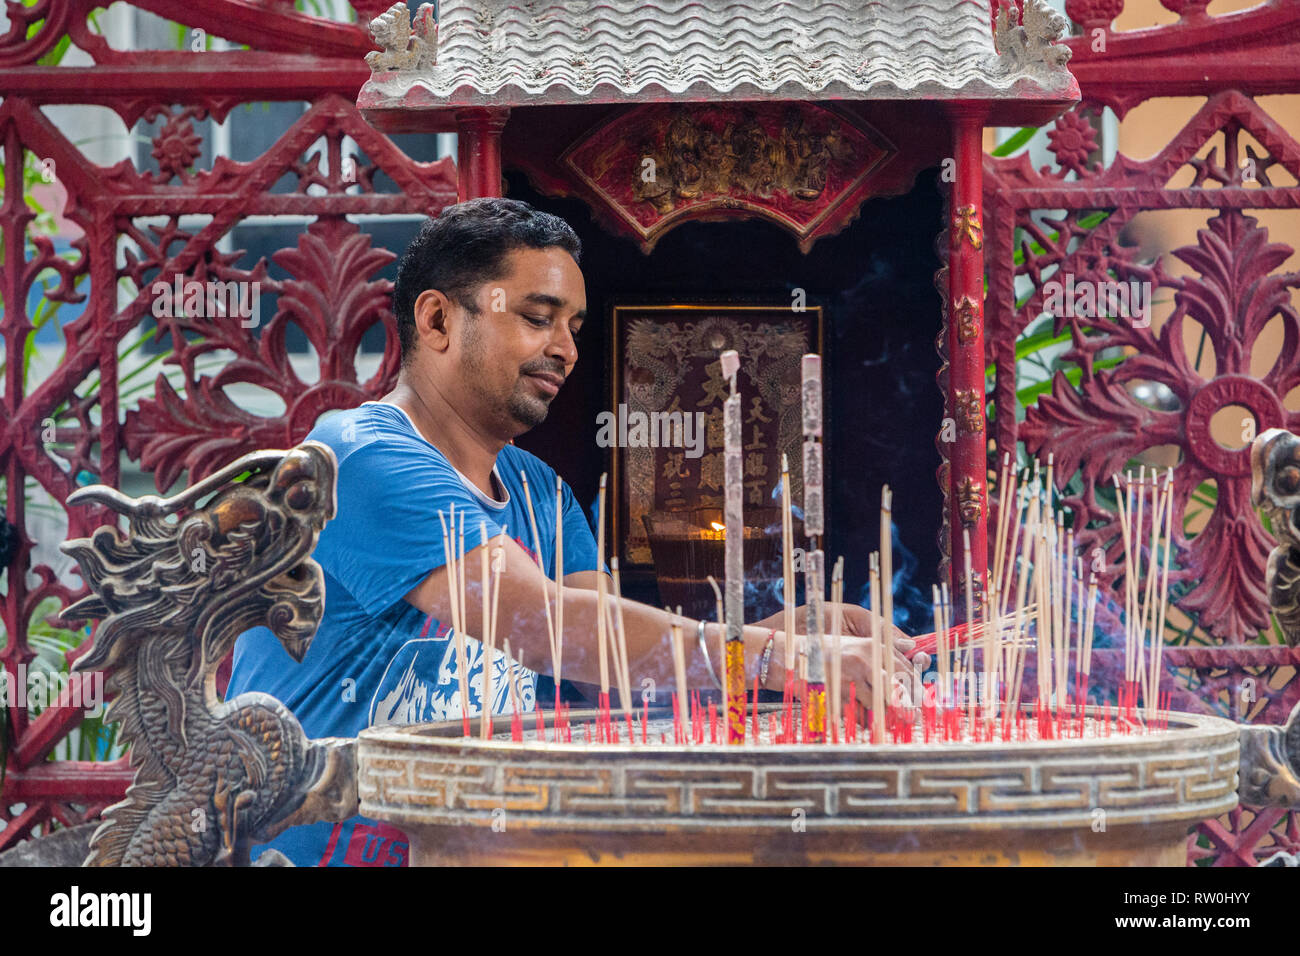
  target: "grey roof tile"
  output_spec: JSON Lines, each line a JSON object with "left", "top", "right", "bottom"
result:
{"left": 359, "top": 0, "right": 1078, "bottom": 112}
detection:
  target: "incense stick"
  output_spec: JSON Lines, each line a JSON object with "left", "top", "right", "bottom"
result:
{"left": 880, "top": 486, "right": 895, "bottom": 709}
{"left": 503, "top": 638, "right": 521, "bottom": 734}
{"left": 488, "top": 529, "right": 506, "bottom": 726}
{"left": 1149, "top": 469, "right": 1175, "bottom": 722}
{"left": 781, "top": 453, "right": 796, "bottom": 671}
{"left": 830, "top": 556, "right": 844, "bottom": 742}
{"left": 439, "top": 507, "right": 471, "bottom": 732}
{"left": 595, "top": 473, "right": 610, "bottom": 702}
{"left": 610, "top": 557, "right": 633, "bottom": 720}
{"left": 670, "top": 616, "right": 688, "bottom": 742}
{"left": 992, "top": 452, "right": 1014, "bottom": 610}
{"left": 1113, "top": 473, "right": 1134, "bottom": 687}
{"left": 933, "top": 584, "right": 948, "bottom": 710}
{"left": 553, "top": 475, "right": 565, "bottom": 689}
{"left": 456, "top": 510, "right": 470, "bottom": 730}
{"left": 520, "top": 472, "right": 558, "bottom": 681}
{"left": 479, "top": 519, "right": 493, "bottom": 741}
{"left": 869, "top": 551, "right": 884, "bottom": 742}
{"left": 1133, "top": 468, "right": 1149, "bottom": 705}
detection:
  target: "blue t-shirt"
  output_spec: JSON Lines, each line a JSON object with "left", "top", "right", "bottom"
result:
{"left": 227, "top": 400, "right": 599, "bottom": 866}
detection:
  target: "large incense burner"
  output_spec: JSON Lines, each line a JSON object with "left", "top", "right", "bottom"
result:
{"left": 358, "top": 705, "right": 1240, "bottom": 867}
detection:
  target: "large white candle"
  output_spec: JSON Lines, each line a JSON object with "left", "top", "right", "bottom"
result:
{"left": 801, "top": 354, "right": 825, "bottom": 690}
{"left": 720, "top": 349, "right": 744, "bottom": 647}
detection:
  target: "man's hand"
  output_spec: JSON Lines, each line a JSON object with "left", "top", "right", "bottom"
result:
{"left": 755, "top": 601, "right": 929, "bottom": 714}
{"left": 753, "top": 601, "right": 916, "bottom": 654}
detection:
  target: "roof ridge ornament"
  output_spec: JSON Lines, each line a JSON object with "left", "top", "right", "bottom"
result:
{"left": 992, "top": 0, "right": 1074, "bottom": 86}
{"left": 366, "top": 2, "right": 436, "bottom": 75}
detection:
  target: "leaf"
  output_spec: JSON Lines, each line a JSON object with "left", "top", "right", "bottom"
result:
{"left": 36, "top": 33, "right": 71, "bottom": 67}
{"left": 992, "top": 127, "right": 1038, "bottom": 157}
{"left": 1016, "top": 355, "right": 1125, "bottom": 405}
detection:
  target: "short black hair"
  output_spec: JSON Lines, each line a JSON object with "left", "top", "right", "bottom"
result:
{"left": 392, "top": 198, "right": 582, "bottom": 365}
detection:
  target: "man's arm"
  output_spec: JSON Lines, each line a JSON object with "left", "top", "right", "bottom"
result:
{"left": 401, "top": 535, "right": 919, "bottom": 705}
{"left": 561, "top": 570, "right": 603, "bottom": 591}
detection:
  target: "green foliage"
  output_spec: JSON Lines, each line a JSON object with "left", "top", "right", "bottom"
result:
{"left": 990, "top": 127, "right": 1038, "bottom": 158}
{"left": 24, "top": 600, "right": 123, "bottom": 762}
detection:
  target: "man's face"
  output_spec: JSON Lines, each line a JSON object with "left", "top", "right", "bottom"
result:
{"left": 455, "top": 246, "right": 587, "bottom": 437}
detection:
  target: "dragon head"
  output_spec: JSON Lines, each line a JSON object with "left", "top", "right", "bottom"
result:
{"left": 1252, "top": 428, "right": 1300, "bottom": 550}
{"left": 62, "top": 442, "right": 337, "bottom": 686}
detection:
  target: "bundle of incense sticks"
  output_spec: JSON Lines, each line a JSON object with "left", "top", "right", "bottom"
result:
{"left": 478, "top": 523, "right": 508, "bottom": 741}
{"left": 780, "top": 452, "right": 797, "bottom": 716}
{"left": 913, "top": 460, "right": 1175, "bottom": 738}
{"left": 438, "top": 505, "right": 472, "bottom": 735}
{"left": 1113, "top": 467, "right": 1175, "bottom": 724}
{"left": 447, "top": 371, "right": 1180, "bottom": 747}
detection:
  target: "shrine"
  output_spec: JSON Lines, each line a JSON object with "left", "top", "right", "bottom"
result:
{"left": 356, "top": 0, "right": 1079, "bottom": 614}
{"left": 3, "top": 0, "right": 1300, "bottom": 880}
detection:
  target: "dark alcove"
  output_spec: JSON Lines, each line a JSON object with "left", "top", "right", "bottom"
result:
{"left": 510, "top": 167, "right": 946, "bottom": 636}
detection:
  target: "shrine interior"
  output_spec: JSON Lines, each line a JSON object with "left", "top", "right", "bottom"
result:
{"left": 511, "top": 167, "right": 947, "bottom": 632}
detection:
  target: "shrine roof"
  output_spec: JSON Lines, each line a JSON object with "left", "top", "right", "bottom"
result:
{"left": 358, "top": 0, "right": 1079, "bottom": 129}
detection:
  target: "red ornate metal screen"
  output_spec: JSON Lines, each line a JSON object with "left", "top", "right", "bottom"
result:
{"left": 2, "top": 0, "right": 1298, "bottom": 866}
{"left": 986, "top": 0, "right": 1300, "bottom": 864}
{"left": 0, "top": 0, "right": 456, "bottom": 848}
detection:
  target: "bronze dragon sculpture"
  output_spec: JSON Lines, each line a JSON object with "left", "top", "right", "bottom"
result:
{"left": 59, "top": 441, "right": 357, "bottom": 866}
{"left": 1241, "top": 428, "right": 1300, "bottom": 813}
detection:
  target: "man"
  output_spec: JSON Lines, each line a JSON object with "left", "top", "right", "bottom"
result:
{"left": 229, "top": 197, "right": 918, "bottom": 866}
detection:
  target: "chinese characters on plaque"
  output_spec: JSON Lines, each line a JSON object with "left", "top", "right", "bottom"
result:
{"left": 611, "top": 305, "right": 824, "bottom": 567}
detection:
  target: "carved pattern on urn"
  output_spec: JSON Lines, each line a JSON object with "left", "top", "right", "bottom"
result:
{"left": 357, "top": 713, "right": 1240, "bottom": 831}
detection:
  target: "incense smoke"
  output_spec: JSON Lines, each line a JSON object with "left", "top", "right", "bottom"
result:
{"left": 855, "top": 522, "right": 932, "bottom": 632}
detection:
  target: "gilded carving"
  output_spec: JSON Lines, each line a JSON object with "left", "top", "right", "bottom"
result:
{"left": 954, "top": 294, "right": 981, "bottom": 345}
{"left": 957, "top": 476, "right": 983, "bottom": 526}
{"left": 953, "top": 204, "right": 983, "bottom": 251}
{"left": 633, "top": 107, "right": 855, "bottom": 213}
{"left": 954, "top": 387, "right": 984, "bottom": 435}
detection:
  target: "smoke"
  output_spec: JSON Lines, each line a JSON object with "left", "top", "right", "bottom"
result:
{"left": 854, "top": 522, "right": 933, "bottom": 632}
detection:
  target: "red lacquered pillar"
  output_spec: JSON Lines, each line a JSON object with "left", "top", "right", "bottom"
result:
{"left": 455, "top": 108, "right": 509, "bottom": 199}
{"left": 944, "top": 104, "right": 990, "bottom": 620}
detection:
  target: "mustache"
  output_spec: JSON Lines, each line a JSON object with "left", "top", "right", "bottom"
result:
{"left": 519, "top": 359, "right": 567, "bottom": 380}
